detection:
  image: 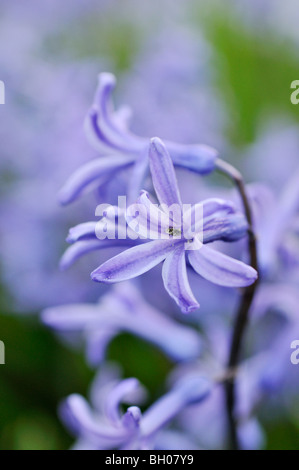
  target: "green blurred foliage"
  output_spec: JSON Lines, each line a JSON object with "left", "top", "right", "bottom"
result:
{"left": 194, "top": 3, "right": 299, "bottom": 147}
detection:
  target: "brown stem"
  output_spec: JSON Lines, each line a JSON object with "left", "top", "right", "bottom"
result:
{"left": 215, "top": 158, "right": 259, "bottom": 450}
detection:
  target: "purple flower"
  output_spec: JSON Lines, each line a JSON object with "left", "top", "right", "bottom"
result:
{"left": 59, "top": 73, "right": 218, "bottom": 205}
{"left": 90, "top": 138, "right": 258, "bottom": 313}
{"left": 41, "top": 282, "right": 202, "bottom": 366}
{"left": 247, "top": 168, "right": 299, "bottom": 277}
{"left": 59, "top": 205, "right": 142, "bottom": 270}
{"left": 60, "top": 372, "right": 212, "bottom": 450}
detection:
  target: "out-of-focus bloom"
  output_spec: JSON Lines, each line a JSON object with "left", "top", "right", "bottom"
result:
{"left": 59, "top": 73, "right": 218, "bottom": 206}
{"left": 248, "top": 284, "right": 299, "bottom": 398}
{"left": 61, "top": 372, "right": 212, "bottom": 450}
{"left": 174, "top": 282, "right": 299, "bottom": 450}
{"left": 90, "top": 138, "right": 257, "bottom": 313}
{"left": 41, "top": 282, "right": 202, "bottom": 366}
{"left": 170, "top": 318, "right": 266, "bottom": 450}
{"left": 248, "top": 168, "right": 299, "bottom": 276}
{"left": 243, "top": 121, "right": 299, "bottom": 189}
{"left": 121, "top": 27, "right": 226, "bottom": 147}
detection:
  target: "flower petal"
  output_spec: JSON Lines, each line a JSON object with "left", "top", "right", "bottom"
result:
{"left": 149, "top": 137, "right": 182, "bottom": 208}
{"left": 59, "top": 156, "right": 133, "bottom": 205}
{"left": 126, "top": 191, "right": 173, "bottom": 240}
{"left": 162, "top": 245, "right": 199, "bottom": 313}
{"left": 122, "top": 406, "right": 142, "bottom": 430}
{"left": 86, "top": 329, "right": 118, "bottom": 366}
{"left": 201, "top": 198, "right": 248, "bottom": 243}
{"left": 141, "top": 377, "right": 212, "bottom": 438}
{"left": 60, "top": 239, "right": 134, "bottom": 270}
{"left": 203, "top": 213, "right": 248, "bottom": 243}
{"left": 105, "top": 378, "right": 141, "bottom": 423}
{"left": 60, "top": 394, "right": 127, "bottom": 444}
{"left": 188, "top": 245, "right": 258, "bottom": 287}
{"left": 127, "top": 150, "right": 149, "bottom": 204}
{"left": 85, "top": 73, "right": 142, "bottom": 154}
{"left": 166, "top": 141, "right": 218, "bottom": 174}
{"left": 41, "top": 304, "right": 101, "bottom": 330}
{"left": 42, "top": 282, "right": 202, "bottom": 364}
{"left": 66, "top": 222, "right": 97, "bottom": 243}
{"left": 91, "top": 239, "right": 180, "bottom": 283}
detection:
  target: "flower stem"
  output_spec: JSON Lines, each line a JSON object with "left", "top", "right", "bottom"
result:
{"left": 215, "top": 158, "right": 259, "bottom": 450}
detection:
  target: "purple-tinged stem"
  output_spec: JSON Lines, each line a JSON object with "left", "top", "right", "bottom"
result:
{"left": 216, "top": 158, "right": 259, "bottom": 450}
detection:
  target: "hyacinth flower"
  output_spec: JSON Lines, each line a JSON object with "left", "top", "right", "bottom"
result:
{"left": 41, "top": 282, "right": 202, "bottom": 366}
{"left": 90, "top": 138, "right": 258, "bottom": 313}
{"left": 59, "top": 73, "right": 218, "bottom": 205}
{"left": 175, "top": 284, "right": 299, "bottom": 450}
{"left": 250, "top": 167, "right": 299, "bottom": 276}
{"left": 247, "top": 284, "right": 299, "bottom": 395}
{"left": 61, "top": 374, "right": 212, "bottom": 450}
{"left": 189, "top": 363, "right": 267, "bottom": 450}
{"left": 169, "top": 317, "right": 266, "bottom": 450}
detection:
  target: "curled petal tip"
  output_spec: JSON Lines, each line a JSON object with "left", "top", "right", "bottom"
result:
{"left": 58, "top": 189, "right": 71, "bottom": 206}
{"left": 149, "top": 136, "right": 165, "bottom": 151}
{"left": 98, "top": 72, "right": 116, "bottom": 86}
{"left": 150, "top": 136, "right": 162, "bottom": 144}
{"left": 90, "top": 269, "right": 112, "bottom": 284}
{"left": 246, "top": 266, "right": 259, "bottom": 284}
{"left": 181, "top": 303, "right": 200, "bottom": 314}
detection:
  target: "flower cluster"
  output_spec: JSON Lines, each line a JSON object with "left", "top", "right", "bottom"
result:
{"left": 41, "top": 68, "right": 299, "bottom": 450}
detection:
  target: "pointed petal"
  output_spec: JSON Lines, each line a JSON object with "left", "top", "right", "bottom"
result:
{"left": 162, "top": 245, "right": 199, "bottom": 313}
{"left": 60, "top": 394, "right": 127, "bottom": 443}
{"left": 66, "top": 222, "right": 97, "bottom": 243}
{"left": 105, "top": 378, "right": 141, "bottom": 423}
{"left": 122, "top": 406, "right": 142, "bottom": 430}
{"left": 126, "top": 191, "right": 173, "bottom": 240}
{"left": 59, "top": 156, "right": 133, "bottom": 205}
{"left": 60, "top": 239, "right": 134, "bottom": 270}
{"left": 91, "top": 239, "right": 179, "bottom": 283}
{"left": 141, "top": 377, "right": 212, "bottom": 437}
{"left": 188, "top": 245, "right": 258, "bottom": 287}
{"left": 41, "top": 304, "right": 101, "bottom": 330}
{"left": 149, "top": 137, "right": 182, "bottom": 208}
{"left": 85, "top": 73, "right": 142, "bottom": 154}
{"left": 60, "top": 240, "right": 106, "bottom": 270}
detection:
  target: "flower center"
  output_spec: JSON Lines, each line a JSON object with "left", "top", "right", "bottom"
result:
{"left": 166, "top": 226, "right": 181, "bottom": 237}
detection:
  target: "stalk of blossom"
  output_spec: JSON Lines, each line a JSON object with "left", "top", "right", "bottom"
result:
{"left": 60, "top": 375, "right": 212, "bottom": 450}
{"left": 41, "top": 282, "right": 202, "bottom": 366}
{"left": 59, "top": 73, "right": 218, "bottom": 205}
{"left": 90, "top": 138, "right": 258, "bottom": 313}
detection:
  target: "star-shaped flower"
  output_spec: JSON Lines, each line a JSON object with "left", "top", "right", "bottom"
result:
{"left": 42, "top": 282, "right": 202, "bottom": 366}
{"left": 61, "top": 372, "right": 212, "bottom": 450}
{"left": 91, "top": 138, "right": 258, "bottom": 313}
